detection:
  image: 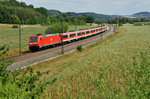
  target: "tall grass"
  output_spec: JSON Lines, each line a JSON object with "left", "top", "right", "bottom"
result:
{"left": 33, "top": 25, "right": 150, "bottom": 98}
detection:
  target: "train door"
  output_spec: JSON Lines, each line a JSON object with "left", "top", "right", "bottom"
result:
{"left": 40, "top": 37, "right": 43, "bottom": 48}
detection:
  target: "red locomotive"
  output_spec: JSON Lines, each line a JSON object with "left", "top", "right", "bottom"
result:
{"left": 29, "top": 25, "right": 107, "bottom": 51}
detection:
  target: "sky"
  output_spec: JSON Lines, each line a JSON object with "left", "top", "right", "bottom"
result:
{"left": 17, "top": 0, "right": 150, "bottom": 15}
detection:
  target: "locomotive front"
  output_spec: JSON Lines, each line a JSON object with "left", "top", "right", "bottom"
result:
{"left": 29, "top": 36, "right": 40, "bottom": 51}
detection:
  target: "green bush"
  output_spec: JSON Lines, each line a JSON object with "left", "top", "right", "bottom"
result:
{"left": 77, "top": 45, "right": 82, "bottom": 52}
{"left": 119, "top": 23, "right": 123, "bottom": 26}
{"left": 143, "top": 22, "right": 150, "bottom": 25}
{"left": 129, "top": 21, "right": 134, "bottom": 24}
{"left": 12, "top": 25, "right": 18, "bottom": 28}
{"left": 134, "top": 23, "right": 143, "bottom": 26}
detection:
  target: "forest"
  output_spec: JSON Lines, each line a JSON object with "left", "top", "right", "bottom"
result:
{"left": 0, "top": 0, "right": 94, "bottom": 25}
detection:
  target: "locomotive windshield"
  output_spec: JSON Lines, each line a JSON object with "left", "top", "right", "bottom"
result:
{"left": 30, "top": 37, "right": 38, "bottom": 41}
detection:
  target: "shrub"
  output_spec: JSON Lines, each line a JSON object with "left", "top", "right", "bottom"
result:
{"left": 77, "top": 45, "right": 82, "bottom": 52}
{"left": 12, "top": 25, "right": 18, "bottom": 28}
{"left": 134, "top": 22, "right": 143, "bottom": 26}
{"left": 143, "top": 22, "right": 150, "bottom": 25}
{"left": 119, "top": 23, "right": 123, "bottom": 26}
{"left": 129, "top": 21, "right": 134, "bottom": 24}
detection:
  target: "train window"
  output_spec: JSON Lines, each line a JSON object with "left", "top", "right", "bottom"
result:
{"left": 77, "top": 33, "right": 81, "bottom": 36}
{"left": 82, "top": 32, "right": 85, "bottom": 35}
{"left": 62, "top": 35, "right": 68, "bottom": 38}
{"left": 30, "top": 37, "right": 38, "bottom": 41}
{"left": 96, "top": 29, "right": 99, "bottom": 31}
{"left": 86, "top": 31, "right": 90, "bottom": 34}
{"left": 70, "top": 34, "right": 76, "bottom": 37}
{"left": 91, "top": 30, "right": 95, "bottom": 33}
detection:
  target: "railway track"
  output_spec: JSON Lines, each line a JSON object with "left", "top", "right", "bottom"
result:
{"left": 7, "top": 24, "right": 115, "bottom": 70}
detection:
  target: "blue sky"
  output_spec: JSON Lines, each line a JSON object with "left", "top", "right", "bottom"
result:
{"left": 18, "top": 0, "right": 150, "bottom": 15}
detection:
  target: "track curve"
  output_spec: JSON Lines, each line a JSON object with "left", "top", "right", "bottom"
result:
{"left": 7, "top": 24, "right": 115, "bottom": 70}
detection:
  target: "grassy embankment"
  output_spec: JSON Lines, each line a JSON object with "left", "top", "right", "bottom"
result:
{"left": 0, "top": 24, "right": 94, "bottom": 57}
{"left": 30, "top": 24, "right": 150, "bottom": 98}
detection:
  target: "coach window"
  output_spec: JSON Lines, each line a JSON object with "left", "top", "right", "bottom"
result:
{"left": 70, "top": 34, "right": 75, "bottom": 37}
{"left": 62, "top": 35, "right": 68, "bottom": 38}
{"left": 77, "top": 33, "right": 81, "bottom": 36}
{"left": 96, "top": 29, "right": 98, "bottom": 31}
{"left": 82, "top": 32, "right": 85, "bottom": 35}
{"left": 86, "top": 31, "right": 90, "bottom": 34}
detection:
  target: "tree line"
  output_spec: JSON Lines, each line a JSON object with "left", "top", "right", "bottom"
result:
{"left": 107, "top": 17, "right": 150, "bottom": 25}
{"left": 0, "top": 0, "right": 94, "bottom": 25}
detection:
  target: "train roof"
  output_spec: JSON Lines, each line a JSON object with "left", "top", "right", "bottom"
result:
{"left": 30, "top": 26, "right": 105, "bottom": 37}
{"left": 61, "top": 26, "right": 102, "bottom": 35}
{"left": 43, "top": 33, "right": 58, "bottom": 37}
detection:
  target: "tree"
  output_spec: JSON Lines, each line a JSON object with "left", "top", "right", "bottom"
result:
{"left": 46, "top": 17, "right": 51, "bottom": 25}
{"left": 74, "top": 18, "right": 79, "bottom": 25}
{"left": 35, "top": 7, "right": 48, "bottom": 16}
{"left": 86, "top": 15, "right": 95, "bottom": 23}
{"left": 28, "top": 4, "right": 34, "bottom": 8}
{"left": 32, "top": 16, "right": 39, "bottom": 24}
{"left": 45, "top": 22, "right": 69, "bottom": 34}
{"left": 12, "top": 14, "right": 21, "bottom": 24}
{"left": 79, "top": 20, "right": 86, "bottom": 25}
{"left": 95, "top": 20, "right": 102, "bottom": 25}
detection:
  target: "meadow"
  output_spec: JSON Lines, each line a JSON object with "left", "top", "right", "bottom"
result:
{"left": 0, "top": 25, "right": 94, "bottom": 57}
{"left": 30, "top": 24, "right": 150, "bottom": 98}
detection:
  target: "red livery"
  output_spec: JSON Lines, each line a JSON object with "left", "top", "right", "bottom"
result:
{"left": 29, "top": 25, "right": 108, "bottom": 51}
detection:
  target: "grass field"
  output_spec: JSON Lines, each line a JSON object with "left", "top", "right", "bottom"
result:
{"left": 0, "top": 25, "right": 94, "bottom": 57}
{"left": 29, "top": 24, "right": 150, "bottom": 98}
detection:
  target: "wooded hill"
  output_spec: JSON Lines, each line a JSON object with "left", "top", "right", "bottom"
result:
{"left": 0, "top": 0, "right": 95, "bottom": 25}
{"left": 0, "top": 0, "right": 50, "bottom": 24}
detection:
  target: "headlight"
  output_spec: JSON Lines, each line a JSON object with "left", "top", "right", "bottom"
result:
{"left": 29, "top": 43, "right": 38, "bottom": 45}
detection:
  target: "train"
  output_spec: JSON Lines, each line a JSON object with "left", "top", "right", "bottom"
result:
{"left": 29, "top": 25, "right": 108, "bottom": 51}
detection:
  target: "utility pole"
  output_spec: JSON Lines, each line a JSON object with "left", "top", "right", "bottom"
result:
{"left": 101, "top": 33, "right": 103, "bottom": 39}
{"left": 19, "top": 24, "right": 21, "bottom": 55}
{"left": 117, "top": 11, "right": 120, "bottom": 27}
{"left": 117, "top": 16, "right": 119, "bottom": 27}
{"left": 61, "top": 18, "right": 64, "bottom": 54}
{"left": 75, "top": 23, "right": 77, "bottom": 31}
{"left": 114, "top": 25, "right": 116, "bottom": 32}
{"left": 75, "top": 18, "right": 78, "bottom": 31}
